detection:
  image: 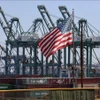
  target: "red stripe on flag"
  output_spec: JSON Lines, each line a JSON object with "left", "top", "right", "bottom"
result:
{"left": 38, "top": 28, "right": 73, "bottom": 58}
{"left": 38, "top": 28, "right": 58, "bottom": 46}
{"left": 46, "top": 42, "right": 72, "bottom": 58}
{"left": 39, "top": 30, "right": 61, "bottom": 52}
{"left": 45, "top": 32, "right": 72, "bottom": 58}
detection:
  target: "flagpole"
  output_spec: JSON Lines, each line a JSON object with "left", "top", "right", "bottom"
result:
{"left": 72, "top": 9, "right": 75, "bottom": 83}
{"left": 80, "top": 20, "right": 84, "bottom": 88}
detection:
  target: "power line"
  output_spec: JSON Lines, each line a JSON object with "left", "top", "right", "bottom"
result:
{"left": 4, "top": 13, "right": 18, "bottom": 18}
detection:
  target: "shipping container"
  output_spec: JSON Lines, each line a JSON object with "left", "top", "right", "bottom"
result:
{"left": 0, "top": 84, "right": 13, "bottom": 90}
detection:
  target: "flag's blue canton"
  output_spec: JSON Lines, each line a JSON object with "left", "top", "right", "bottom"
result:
{"left": 57, "top": 17, "right": 72, "bottom": 34}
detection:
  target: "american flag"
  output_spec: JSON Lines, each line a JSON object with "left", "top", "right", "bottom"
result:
{"left": 38, "top": 16, "right": 73, "bottom": 58}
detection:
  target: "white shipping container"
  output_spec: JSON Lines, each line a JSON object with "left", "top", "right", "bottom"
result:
{"left": 92, "top": 36, "right": 100, "bottom": 42}
{"left": 74, "top": 36, "right": 81, "bottom": 42}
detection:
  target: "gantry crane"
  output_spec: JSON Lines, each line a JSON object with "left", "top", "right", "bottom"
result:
{"left": 38, "top": 5, "right": 63, "bottom": 77}
{"left": 59, "top": 6, "right": 100, "bottom": 77}
{"left": 0, "top": 6, "right": 25, "bottom": 75}
{"left": 58, "top": 6, "right": 83, "bottom": 78}
{"left": 0, "top": 6, "right": 50, "bottom": 76}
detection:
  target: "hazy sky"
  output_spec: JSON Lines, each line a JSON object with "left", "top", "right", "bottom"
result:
{"left": 0, "top": 0, "right": 100, "bottom": 63}
{"left": 0, "top": 1, "right": 100, "bottom": 40}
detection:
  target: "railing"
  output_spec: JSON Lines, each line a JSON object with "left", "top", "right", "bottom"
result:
{"left": 0, "top": 88, "right": 99, "bottom": 100}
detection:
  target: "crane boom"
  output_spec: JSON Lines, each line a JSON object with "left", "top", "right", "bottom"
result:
{"left": 37, "top": 5, "right": 55, "bottom": 31}
{"left": 59, "top": 6, "right": 78, "bottom": 32}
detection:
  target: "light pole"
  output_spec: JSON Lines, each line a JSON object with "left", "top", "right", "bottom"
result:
{"left": 79, "top": 19, "right": 84, "bottom": 88}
